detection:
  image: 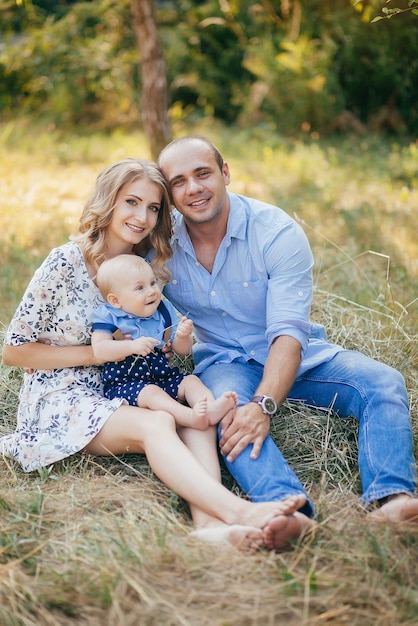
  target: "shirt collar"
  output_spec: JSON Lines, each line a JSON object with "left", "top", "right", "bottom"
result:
{"left": 106, "top": 302, "right": 160, "bottom": 322}
{"left": 227, "top": 193, "right": 247, "bottom": 241}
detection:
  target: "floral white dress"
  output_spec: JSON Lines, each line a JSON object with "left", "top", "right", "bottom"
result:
{"left": 0, "top": 242, "right": 123, "bottom": 472}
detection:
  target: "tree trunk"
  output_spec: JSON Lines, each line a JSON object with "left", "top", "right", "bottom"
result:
{"left": 130, "top": 0, "right": 172, "bottom": 160}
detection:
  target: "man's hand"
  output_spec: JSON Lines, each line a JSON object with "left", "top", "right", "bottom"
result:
{"left": 219, "top": 403, "right": 270, "bottom": 463}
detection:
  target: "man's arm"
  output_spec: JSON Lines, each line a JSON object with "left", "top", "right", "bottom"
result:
{"left": 219, "top": 335, "right": 301, "bottom": 462}
{"left": 219, "top": 215, "right": 313, "bottom": 462}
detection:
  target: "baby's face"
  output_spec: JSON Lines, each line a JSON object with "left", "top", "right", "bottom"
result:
{"left": 113, "top": 262, "right": 161, "bottom": 318}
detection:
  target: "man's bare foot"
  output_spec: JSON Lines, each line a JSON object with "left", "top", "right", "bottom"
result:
{"left": 264, "top": 512, "right": 316, "bottom": 552}
{"left": 190, "top": 524, "right": 264, "bottom": 554}
{"left": 206, "top": 391, "right": 238, "bottom": 425}
{"left": 367, "top": 494, "right": 418, "bottom": 524}
{"left": 239, "top": 494, "right": 307, "bottom": 531}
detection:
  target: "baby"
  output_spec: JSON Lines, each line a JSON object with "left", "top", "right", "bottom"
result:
{"left": 91, "top": 255, "right": 237, "bottom": 430}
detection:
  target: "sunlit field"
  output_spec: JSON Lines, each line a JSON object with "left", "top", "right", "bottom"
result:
{"left": 1, "top": 119, "right": 417, "bottom": 625}
{"left": 1, "top": 120, "right": 417, "bottom": 330}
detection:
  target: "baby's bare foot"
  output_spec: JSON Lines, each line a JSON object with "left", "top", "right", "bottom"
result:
{"left": 191, "top": 397, "right": 210, "bottom": 429}
{"left": 206, "top": 391, "right": 238, "bottom": 425}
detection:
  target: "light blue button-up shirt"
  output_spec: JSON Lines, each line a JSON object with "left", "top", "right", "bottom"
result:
{"left": 92, "top": 300, "right": 178, "bottom": 345}
{"left": 162, "top": 192, "right": 342, "bottom": 376}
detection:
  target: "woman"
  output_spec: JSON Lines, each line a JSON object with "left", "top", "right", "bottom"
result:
{"left": 1, "top": 158, "right": 308, "bottom": 552}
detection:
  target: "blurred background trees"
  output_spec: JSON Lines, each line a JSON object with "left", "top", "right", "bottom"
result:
{"left": 1, "top": 0, "right": 417, "bottom": 155}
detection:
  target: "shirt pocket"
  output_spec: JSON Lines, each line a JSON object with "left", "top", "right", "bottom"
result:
{"left": 166, "top": 278, "right": 198, "bottom": 312}
{"left": 227, "top": 279, "right": 267, "bottom": 319}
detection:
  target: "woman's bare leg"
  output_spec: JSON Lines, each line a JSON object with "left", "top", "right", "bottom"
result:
{"left": 85, "top": 405, "right": 305, "bottom": 532}
{"left": 177, "top": 425, "right": 264, "bottom": 552}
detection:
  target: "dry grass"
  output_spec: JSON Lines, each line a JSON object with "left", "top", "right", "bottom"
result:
{"left": 1, "top": 121, "right": 417, "bottom": 624}
{"left": 1, "top": 291, "right": 417, "bottom": 626}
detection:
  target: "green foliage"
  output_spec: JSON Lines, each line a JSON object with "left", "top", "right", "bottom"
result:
{"left": 367, "top": 0, "right": 418, "bottom": 21}
{"left": 333, "top": 11, "right": 418, "bottom": 130}
{"left": 1, "top": 0, "right": 418, "bottom": 134}
{"left": 240, "top": 34, "right": 341, "bottom": 133}
{"left": 0, "top": 0, "right": 137, "bottom": 128}
{"left": 159, "top": 0, "right": 256, "bottom": 122}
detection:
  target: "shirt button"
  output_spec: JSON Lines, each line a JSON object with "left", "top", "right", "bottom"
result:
{"left": 172, "top": 279, "right": 178, "bottom": 285}
{"left": 210, "top": 290, "right": 216, "bottom": 296}
{"left": 250, "top": 350, "right": 256, "bottom": 355}
{"left": 243, "top": 282, "right": 249, "bottom": 287}
{"left": 222, "top": 311, "right": 227, "bottom": 317}
{"left": 298, "top": 290, "right": 304, "bottom": 297}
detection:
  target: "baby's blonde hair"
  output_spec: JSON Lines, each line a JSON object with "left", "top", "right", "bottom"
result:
{"left": 96, "top": 254, "right": 152, "bottom": 300}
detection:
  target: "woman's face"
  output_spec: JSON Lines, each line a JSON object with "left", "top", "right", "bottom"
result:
{"left": 105, "top": 178, "right": 162, "bottom": 255}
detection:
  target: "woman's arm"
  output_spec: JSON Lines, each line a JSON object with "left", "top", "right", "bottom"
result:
{"left": 2, "top": 341, "right": 99, "bottom": 370}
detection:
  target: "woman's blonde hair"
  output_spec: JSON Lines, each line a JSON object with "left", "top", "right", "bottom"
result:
{"left": 71, "top": 158, "right": 172, "bottom": 284}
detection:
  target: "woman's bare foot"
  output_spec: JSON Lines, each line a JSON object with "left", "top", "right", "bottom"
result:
{"left": 190, "top": 524, "right": 264, "bottom": 554}
{"left": 367, "top": 494, "right": 418, "bottom": 524}
{"left": 264, "top": 512, "right": 316, "bottom": 552}
{"left": 191, "top": 496, "right": 314, "bottom": 554}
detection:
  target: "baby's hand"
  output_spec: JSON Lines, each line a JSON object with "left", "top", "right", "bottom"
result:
{"left": 175, "top": 317, "right": 193, "bottom": 337}
{"left": 131, "top": 337, "right": 160, "bottom": 356}
{"left": 162, "top": 340, "right": 174, "bottom": 363}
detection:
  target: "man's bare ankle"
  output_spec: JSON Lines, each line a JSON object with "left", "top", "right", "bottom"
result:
{"left": 379, "top": 493, "right": 412, "bottom": 506}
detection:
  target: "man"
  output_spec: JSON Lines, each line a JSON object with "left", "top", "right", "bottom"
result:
{"left": 158, "top": 134, "right": 418, "bottom": 530}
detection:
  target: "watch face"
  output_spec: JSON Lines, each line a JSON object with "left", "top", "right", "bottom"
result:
{"left": 263, "top": 397, "right": 277, "bottom": 414}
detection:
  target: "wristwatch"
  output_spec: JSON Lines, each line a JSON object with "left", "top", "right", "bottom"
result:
{"left": 250, "top": 395, "right": 278, "bottom": 416}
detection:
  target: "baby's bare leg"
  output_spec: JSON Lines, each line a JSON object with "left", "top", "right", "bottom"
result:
{"left": 137, "top": 384, "right": 209, "bottom": 430}
{"left": 178, "top": 375, "right": 238, "bottom": 425}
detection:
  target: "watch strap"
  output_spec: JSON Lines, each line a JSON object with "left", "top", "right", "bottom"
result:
{"left": 249, "top": 395, "right": 277, "bottom": 416}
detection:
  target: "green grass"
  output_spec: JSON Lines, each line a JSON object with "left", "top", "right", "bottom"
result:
{"left": 0, "top": 119, "right": 417, "bottom": 625}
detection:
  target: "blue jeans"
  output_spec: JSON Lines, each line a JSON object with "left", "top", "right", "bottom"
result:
{"left": 199, "top": 351, "right": 416, "bottom": 518}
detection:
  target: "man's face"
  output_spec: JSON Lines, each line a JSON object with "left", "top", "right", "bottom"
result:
{"left": 159, "top": 139, "right": 230, "bottom": 227}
